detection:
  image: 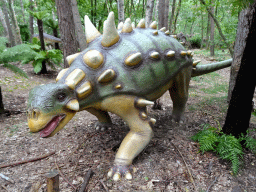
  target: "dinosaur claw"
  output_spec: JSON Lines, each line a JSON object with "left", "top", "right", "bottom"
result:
{"left": 125, "top": 172, "right": 132, "bottom": 180}
{"left": 107, "top": 168, "right": 113, "bottom": 178}
{"left": 108, "top": 164, "right": 133, "bottom": 181}
{"left": 113, "top": 172, "right": 121, "bottom": 181}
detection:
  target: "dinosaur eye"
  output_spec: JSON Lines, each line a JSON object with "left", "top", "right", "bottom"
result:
{"left": 57, "top": 93, "right": 66, "bottom": 101}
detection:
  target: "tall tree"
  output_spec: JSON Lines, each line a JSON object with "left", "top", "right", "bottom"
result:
{"left": 210, "top": 2, "right": 214, "bottom": 56}
{"left": 7, "top": 0, "right": 22, "bottom": 44}
{"left": 158, "top": 0, "right": 165, "bottom": 28}
{"left": 145, "top": 0, "right": 155, "bottom": 27}
{"left": 0, "top": 8, "right": 8, "bottom": 37}
{"left": 223, "top": 2, "right": 256, "bottom": 138}
{"left": 0, "top": 0, "right": 15, "bottom": 46}
{"left": 164, "top": 0, "right": 169, "bottom": 29}
{"left": 19, "top": 0, "right": 26, "bottom": 23}
{"left": 199, "top": 0, "right": 233, "bottom": 56}
{"left": 29, "top": 0, "right": 34, "bottom": 42}
{"left": 0, "top": 86, "right": 4, "bottom": 114}
{"left": 169, "top": 0, "right": 176, "bottom": 32}
{"left": 55, "top": 0, "right": 79, "bottom": 68}
{"left": 117, "top": 0, "right": 124, "bottom": 23}
{"left": 173, "top": 0, "right": 181, "bottom": 34}
{"left": 71, "top": 0, "right": 87, "bottom": 51}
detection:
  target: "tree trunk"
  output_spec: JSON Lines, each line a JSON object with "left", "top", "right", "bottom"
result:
{"left": 145, "top": 0, "right": 155, "bottom": 27}
{"left": 210, "top": 4, "right": 214, "bottom": 56}
{"left": 56, "top": 0, "right": 79, "bottom": 68}
{"left": 20, "top": 0, "right": 26, "bottom": 23}
{"left": 199, "top": 0, "right": 233, "bottom": 56}
{"left": 223, "top": 2, "right": 256, "bottom": 138}
{"left": 206, "top": 11, "right": 210, "bottom": 49}
{"left": 173, "top": 0, "right": 181, "bottom": 34}
{"left": 7, "top": 0, "right": 22, "bottom": 44}
{"left": 154, "top": 0, "right": 159, "bottom": 21}
{"left": 169, "top": 0, "right": 176, "bottom": 32}
{"left": 29, "top": 0, "right": 34, "bottom": 43}
{"left": 0, "top": 0, "right": 15, "bottom": 46}
{"left": 158, "top": 0, "right": 165, "bottom": 29}
{"left": 37, "top": 19, "right": 47, "bottom": 74}
{"left": 117, "top": 0, "right": 125, "bottom": 23}
{"left": 0, "top": 8, "right": 8, "bottom": 37}
{"left": 0, "top": 86, "right": 4, "bottom": 114}
{"left": 200, "top": 9, "right": 204, "bottom": 48}
{"left": 71, "top": 0, "right": 87, "bottom": 51}
{"left": 164, "top": 0, "right": 169, "bottom": 29}
{"left": 53, "top": 28, "right": 60, "bottom": 50}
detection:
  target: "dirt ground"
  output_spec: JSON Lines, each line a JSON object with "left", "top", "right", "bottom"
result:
{"left": 0, "top": 51, "right": 256, "bottom": 192}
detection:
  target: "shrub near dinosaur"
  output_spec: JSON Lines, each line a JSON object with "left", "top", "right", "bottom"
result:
{"left": 27, "top": 12, "right": 232, "bottom": 181}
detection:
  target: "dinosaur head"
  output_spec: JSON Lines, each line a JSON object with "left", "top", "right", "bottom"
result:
{"left": 27, "top": 83, "right": 79, "bottom": 138}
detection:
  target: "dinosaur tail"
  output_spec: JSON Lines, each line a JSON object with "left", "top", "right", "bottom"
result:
{"left": 191, "top": 59, "right": 232, "bottom": 77}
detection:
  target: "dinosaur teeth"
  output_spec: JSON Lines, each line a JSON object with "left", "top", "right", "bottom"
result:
{"left": 137, "top": 19, "right": 146, "bottom": 28}
{"left": 102, "top": 12, "right": 120, "bottom": 47}
{"left": 84, "top": 15, "right": 101, "bottom": 43}
{"left": 65, "top": 69, "right": 85, "bottom": 89}
{"left": 56, "top": 68, "right": 68, "bottom": 82}
{"left": 150, "top": 52, "right": 160, "bottom": 59}
{"left": 122, "top": 18, "right": 133, "bottom": 33}
{"left": 149, "top": 21, "right": 157, "bottom": 29}
{"left": 77, "top": 81, "right": 92, "bottom": 98}
{"left": 166, "top": 50, "right": 175, "bottom": 57}
{"left": 83, "top": 50, "right": 104, "bottom": 69}
{"left": 66, "top": 53, "right": 80, "bottom": 66}
{"left": 125, "top": 52, "right": 142, "bottom": 66}
{"left": 98, "top": 69, "right": 116, "bottom": 83}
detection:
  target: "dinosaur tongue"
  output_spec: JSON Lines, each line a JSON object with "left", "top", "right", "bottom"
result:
{"left": 40, "top": 116, "right": 63, "bottom": 138}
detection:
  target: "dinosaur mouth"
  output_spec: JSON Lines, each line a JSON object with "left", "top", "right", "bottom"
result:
{"left": 39, "top": 115, "right": 66, "bottom": 138}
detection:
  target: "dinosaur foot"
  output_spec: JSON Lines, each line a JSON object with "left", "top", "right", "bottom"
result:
{"left": 171, "top": 114, "right": 185, "bottom": 124}
{"left": 107, "top": 164, "right": 133, "bottom": 181}
{"left": 94, "top": 122, "right": 112, "bottom": 131}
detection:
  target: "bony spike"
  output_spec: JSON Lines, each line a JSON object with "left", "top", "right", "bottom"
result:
{"left": 137, "top": 19, "right": 146, "bottom": 28}
{"left": 122, "top": 18, "right": 133, "bottom": 33}
{"left": 66, "top": 99, "right": 79, "bottom": 111}
{"left": 66, "top": 53, "right": 80, "bottom": 66}
{"left": 136, "top": 99, "right": 154, "bottom": 107}
{"left": 118, "top": 22, "right": 124, "bottom": 30}
{"left": 101, "top": 12, "right": 120, "bottom": 47}
{"left": 193, "top": 60, "right": 201, "bottom": 67}
{"left": 160, "top": 27, "right": 166, "bottom": 32}
{"left": 150, "top": 118, "right": 156, "bottom": 125}
{"left": 84, "top": 15, "right": 101, "bottom": 43}
{"left": 149, "top": 21, "right": 157, "bottom": 29}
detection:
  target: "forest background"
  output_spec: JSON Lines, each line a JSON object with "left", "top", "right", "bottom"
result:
{"left": 0, "top": 0, "right": 252, "bottom": 57}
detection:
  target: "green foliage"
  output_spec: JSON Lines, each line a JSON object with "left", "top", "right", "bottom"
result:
{"left": 19, "top": 24, "right": 30, "bottom": 42}
{"left": 0, "top": 42, "right": 63, "bottom": 74}
{"left": 0, "top": 37, "right": 8, "bottom": 53}
{"left": 191, "top": 124, "right": 248, "bottom": 175}
{"left": 189, "top": 35, "right": 203, "bottom": 48}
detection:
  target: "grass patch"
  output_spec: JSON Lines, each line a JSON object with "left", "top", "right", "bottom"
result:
{"left": 193, "top": 49, "right": 231, "bottom": 61}
{"left": 200, "top": 83, "right": 229, "bottom": 94}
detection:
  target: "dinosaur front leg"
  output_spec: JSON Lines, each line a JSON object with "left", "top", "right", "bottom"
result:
{"left": 101, "top": 95, "right": 155, "bottom": 180}
{"left": 86, "top": 108, "right": 112, "bottom": 131}
{"left": 169, "top": 66, "right": 192, "bottom": 123}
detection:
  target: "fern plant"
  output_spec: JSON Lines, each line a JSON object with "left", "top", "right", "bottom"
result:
{"left": 0, "top": 38, "right": 63, "bottom": 74}
{"left": 191, "top": 124, "right": 248, "bottom": 175}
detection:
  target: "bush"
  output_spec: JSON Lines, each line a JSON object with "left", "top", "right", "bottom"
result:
{"left": 188, "top": 35, "right": 203, "bottom": 48}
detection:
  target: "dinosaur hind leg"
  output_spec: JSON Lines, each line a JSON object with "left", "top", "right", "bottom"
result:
{"left": 101, "top": 95, "right": 155, "bottom": 180}
{"left": 169, "top": 66, "right": 192, "bottom": 123}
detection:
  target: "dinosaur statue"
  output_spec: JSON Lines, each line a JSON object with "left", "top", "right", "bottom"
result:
{"left": 27, "top": 12, "right": 232, "bottom": 181}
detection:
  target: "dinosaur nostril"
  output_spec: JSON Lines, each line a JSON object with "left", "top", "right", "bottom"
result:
{"left": 28, "top": 109, "right": 40, "bottom": 120}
